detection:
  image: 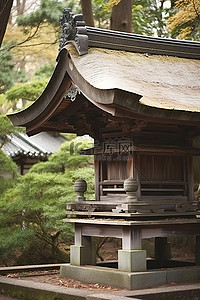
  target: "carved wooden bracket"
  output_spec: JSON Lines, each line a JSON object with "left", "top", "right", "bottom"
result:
{"left": 59, "top": 8, "right": 88, "bottom": 55}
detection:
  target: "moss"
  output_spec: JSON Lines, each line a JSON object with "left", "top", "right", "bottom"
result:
{"left": 1, "top": 284, "right": 85, "bottom": 300}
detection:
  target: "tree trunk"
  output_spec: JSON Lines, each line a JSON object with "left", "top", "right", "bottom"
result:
{"left": 80, "top": 0, "right": 94, "bottom": 27}
{"left": 0, "top": 0, "right": 13, "bottom": 43}
{"left": 170, "top": 0, "right": 176, "bottom": 8}
{"left": 110, "top": 0, "right": 132, "bottom": 32}
{"left": 16, "top": 0, "right": 26, "bottom": 16}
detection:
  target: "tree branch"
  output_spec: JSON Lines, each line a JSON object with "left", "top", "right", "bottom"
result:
{"left": 0, "top": 23, "right": 46, "bottom": 52}
{"left": 192, "top": 0, "right": 200, "bottom": 21}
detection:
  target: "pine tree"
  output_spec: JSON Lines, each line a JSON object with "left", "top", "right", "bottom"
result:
{"left": 0, "top": 136, "right": 94, "bottom": 266}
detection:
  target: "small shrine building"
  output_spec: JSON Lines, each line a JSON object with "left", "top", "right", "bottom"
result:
{"left": 8, "top": 9, "right": 200, "bottom": 289}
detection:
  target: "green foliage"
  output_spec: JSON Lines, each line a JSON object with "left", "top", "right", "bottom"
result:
{"left": 34, "top": 63, "right": 55, "bottom": 80}
{"left": 0, "top": 94, "right": 10, "bottom": 114}
{"left": 0, "top": 116, "right": 20, "bottom": 261}
{"left": 0, "top": 43, "right": 15, "bottom": 93}
{"left": 167, "top": 0, "right": 200, "bottom": 40}
{"left": 30, "top": 137, "right": 94, "bottom": 174}
{"left": 93, "top": 0, "right": 110, "bottom": 28}
{"left": 0, "top": 151, "right": 19, "bottom": 195}
{"left": 92, "top": 0, "right": 171, "bottom": 36}
{"left": 30, "top": 160, "right": 65, "bottom": 174}
{"left": 61, "top": 133, "right": 77, "bottom": 141}
{"left": 17, "top": 0, "right": 81, "bottom": 36}
{"left": 0, "top": 227, "right": 34, "bottom": 263}
{"left": 17, "top": 1, "right": 65, "bottom": 30}
{"left": 0, "top": 42, "right": 26, "bottom": 94}
{"left": 0, "top": 171, "right": 73, "bottom": 264}
{"left": 131, "top": 0, "right": 171, "bottom": 37}
{"left": 60, "top": 136, "right": 94, "bottom": 153}
{"left": 0, "top": 115, "right": 20, "bottom": 140}
{"left": 3, "top": 62, "right": 55, "bottom": 112}
{"left": 0, "top": 136, "right": 94, "bottom": 265}
{"left": 6, "top": 79, "right": 48, "bottom": 103}
{"left": 0, "top": 115, "right": 21, "bottom": 197}
{"left": 12, "top": 172, "right": 72, "bottom": 216}
{"left": 0, "top": 150, "right": 18, "bottom": 177}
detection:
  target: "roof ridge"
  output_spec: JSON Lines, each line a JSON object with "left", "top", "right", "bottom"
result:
{"left": 58, "top": 8, "right": 200, "bottom": 60}
{"left": 86, "top": 26, "right": 200, "bottom": 59}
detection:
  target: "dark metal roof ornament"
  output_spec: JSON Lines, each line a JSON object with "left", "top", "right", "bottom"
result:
{"left": 65, "top": 83, "right": 80, "bottom": 101}
{"left": 59, "top": 8, "right": 88, "bottom": 55}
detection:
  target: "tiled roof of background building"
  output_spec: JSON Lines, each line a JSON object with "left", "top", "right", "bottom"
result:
{"left": 2, "top": 132, "right": 66, "bottom": 158}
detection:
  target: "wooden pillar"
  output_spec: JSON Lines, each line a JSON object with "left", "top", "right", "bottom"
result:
{"left": 119, "top": 226, "right": 146, "bottom": 272}
{"left": 195, "top": 236, "right": 200, "bottom": 265}
{"left": 122, "top": 226, "right": 142, "bottom": 250}
{"left": 187, "top": 154, "right": 194, "bottom": 201}
{"left": 70, "top": 224, "right": 95, "bottom": 266}
{"left": 94, "top": 157, "right": 100, "bottom": 201}
{"left": 155, "top": 237, "right": 171, "bottom": 261}
{"left": 134, "top": 153, "right": 141, "bottom": 200}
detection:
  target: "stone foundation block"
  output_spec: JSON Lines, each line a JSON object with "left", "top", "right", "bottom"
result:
{"left": 118, "top": 249, "right": 147, "bottom": 272}
{"left": 70, "top": 245, "right": 95, "bottom": 266}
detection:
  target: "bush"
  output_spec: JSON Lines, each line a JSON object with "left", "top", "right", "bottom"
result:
{"left": 0, "top": 136, "right": 95, "bottom": 265}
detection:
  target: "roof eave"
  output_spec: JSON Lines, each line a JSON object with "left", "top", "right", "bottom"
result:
{"left": 8, "top": 50, "right": 72, "bottom": 132}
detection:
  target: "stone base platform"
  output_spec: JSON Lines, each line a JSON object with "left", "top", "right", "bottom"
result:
{"left": 60, "top": 264, "right": 200, "bottom": 290}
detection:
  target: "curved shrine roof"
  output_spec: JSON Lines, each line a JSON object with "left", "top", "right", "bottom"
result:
{"left": 66, "top": 45, "right": 200, "bottom": 112}
{"left": 8, "top": 10, "right": 200, "bottom": 135}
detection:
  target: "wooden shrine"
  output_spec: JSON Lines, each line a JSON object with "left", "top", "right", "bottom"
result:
{"left": 8, "top": 9, "right": 200, "bottom": 289}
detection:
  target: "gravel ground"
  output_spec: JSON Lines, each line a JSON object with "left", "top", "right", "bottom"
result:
{"left": 3, "top": 270, "right": 122, "bottom": 292}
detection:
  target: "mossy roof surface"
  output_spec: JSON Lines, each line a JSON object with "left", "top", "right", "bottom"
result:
{"left": 68, "top": 46, "right": 200, "bottom": 112}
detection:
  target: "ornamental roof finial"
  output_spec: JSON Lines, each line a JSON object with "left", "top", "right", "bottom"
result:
{"left": 59, "top": 8, "right": 88, "bottom": 55}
